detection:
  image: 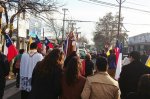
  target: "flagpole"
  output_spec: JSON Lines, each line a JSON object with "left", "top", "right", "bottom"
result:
{"left": 43, "top": 28, "right": 44, "bottom": 41}
{"left": 62, "top": 8, "right": 68, "bottom": 41}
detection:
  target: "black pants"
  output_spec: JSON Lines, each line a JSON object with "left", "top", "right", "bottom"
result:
{"left": 0, "top": 78, "right": 6, "bottom": 99}
{"left": 15, "top": 69, "right": 20, "bottom": 88}
{"left": 21, "top": 90, "right": 30, "bottom": 99}
{"left": 0, "top": 88, "right": 4, "bottom": 99}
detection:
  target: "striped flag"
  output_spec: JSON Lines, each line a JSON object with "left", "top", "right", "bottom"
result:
{"left": 5, "top": 34, "right": 18, "bottom": 62}
{"left": 115, "top": 41, "right": 122, "bottom": 80}
{"left": 44, "top": 37, "right": 54, "bottom": 49}
{"left": 35, "top": 35, "right": 42, "bottom": 49}
{"left": 64, "top": 31, "right": 77, "bottom": 57}
{"left": 115, "top": 40, "right": 120, "bottom": 64}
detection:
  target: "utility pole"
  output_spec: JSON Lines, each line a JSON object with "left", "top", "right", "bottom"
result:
{"left": 62, "top": 8, "right": 68, "bottom": 41}
{"left": 116, "top": 0, "right": 126, "bottom": 39}
{"left": 71, "top": 22, "right": 76, "bottom": 31}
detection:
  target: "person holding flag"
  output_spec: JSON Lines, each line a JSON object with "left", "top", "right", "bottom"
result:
{"left": 65, "top": 31, "right": 77, "bottom": 57}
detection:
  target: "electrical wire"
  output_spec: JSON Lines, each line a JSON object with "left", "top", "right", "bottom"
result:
{"left": 79, "top": 0, "right": 150, "bottom": 14}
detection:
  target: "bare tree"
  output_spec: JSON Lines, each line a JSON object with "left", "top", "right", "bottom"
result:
{"left": 78, "top": 36, "right": 88, "bottom": 44}
{"left": 0, "top": 0, "right": 62, "bottom": 37}
{"left": 93, "top": 12, "right": 127, "bottom": 50}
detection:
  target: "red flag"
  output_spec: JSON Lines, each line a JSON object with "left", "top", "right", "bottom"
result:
{"left": 5, "top": 34, "right": 18, "bottom": 62}
{"left": 115, "top": 40, "right": 120, "bottom": 64}
{"left": 44, "top": 37, "right": 54, "bottom": 48}
{"left": 115, "top": 41, "right": 123, "bottom": 80}
{"left": 35, "top": 35, "right": 42, "bottom": 49}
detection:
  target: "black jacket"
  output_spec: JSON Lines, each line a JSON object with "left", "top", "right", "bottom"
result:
{"left": 85, "top": 59, "right": 94, "bottom": 77}
{"left": 0, "top": 53, "right": 9, "bottom": 87}
{"left": 126, "top": 92, "right": 150, "bottom": 99}
{"left": 118, "top": 60, "right": 150, "bottom": 99}
{"left": 29, "top": 62, "right": 62, "bottom": 99}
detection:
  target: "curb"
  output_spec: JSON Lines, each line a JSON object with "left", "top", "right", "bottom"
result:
{"left": 5, "top": 79, "right": 16, "bottom": 90}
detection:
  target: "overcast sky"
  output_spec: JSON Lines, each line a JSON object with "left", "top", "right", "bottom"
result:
{"left": 58, "top": 0, "right": 150, "bottom": 44}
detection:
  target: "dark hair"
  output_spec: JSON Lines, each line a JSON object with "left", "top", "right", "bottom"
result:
{"left": 64, "top": 51, "right": 78, "bottom": 68}
{"left": 102, "top": 49, "right": 105, "bottom": 53}
{"left": 19, "top": 49, "right": 25, "bottom": 54}
{"left": 30, "top": 42, "right": 37, "bottom": 50}
{"left": 129, "top": 51, "right": 140, "bottom": 61}
{"left": 96, "top": 56, "right": 108, "bottom": 71}
{"left": 138, "top": 74, "right": 150, "bottom": 96}
{"left": 65, "top": 56, "right": 81, "bottom": 86}
{"left": 38, "top": 48, "right": 64, "bottom": 74}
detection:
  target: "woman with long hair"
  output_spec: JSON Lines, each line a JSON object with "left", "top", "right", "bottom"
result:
{"left": 29, "top": 48, "right": 65, "bottom": 99}
{"left": 60, "top": 56, "right": 86, "bottom": 99}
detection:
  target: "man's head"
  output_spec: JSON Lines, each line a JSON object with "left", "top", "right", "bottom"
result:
{"left": 30, "top": 42, "right": 37, "bottom": 50}
{"left": 129, "top": 51, "right": 140, "bottom": 62}
{"left": 19, "top": 49, "right": 25, "bottom": 54}
{"left": 96, "top": 56, "right": 108, "bottom": 72}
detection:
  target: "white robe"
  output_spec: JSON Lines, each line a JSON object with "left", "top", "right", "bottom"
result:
{"left": 20, "top": 50, "right": 43, "bottom": 92}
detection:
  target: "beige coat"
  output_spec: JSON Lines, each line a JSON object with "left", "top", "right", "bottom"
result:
{"left": 81, "top": 72, "right": 120, "bottom": 99}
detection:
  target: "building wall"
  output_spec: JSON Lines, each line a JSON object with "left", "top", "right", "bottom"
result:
{"left": 128, "top": 33, "right": 150, "bottom": 54}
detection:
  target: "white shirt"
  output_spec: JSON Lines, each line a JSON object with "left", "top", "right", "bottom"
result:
{"left": 20, "top": 50, "right": 43, "bottom": 92}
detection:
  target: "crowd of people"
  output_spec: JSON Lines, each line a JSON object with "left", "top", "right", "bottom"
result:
{"left": 0, "top": 42, "right": 150, "bottom": 99}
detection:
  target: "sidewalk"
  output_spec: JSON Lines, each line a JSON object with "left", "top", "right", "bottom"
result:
{"left": 3, "top": 79, "right": 20, "bottom": 99}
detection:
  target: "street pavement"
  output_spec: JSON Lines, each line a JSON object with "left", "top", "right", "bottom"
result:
{"left": 3, "top": 79, "right": 21, "bottom": 99}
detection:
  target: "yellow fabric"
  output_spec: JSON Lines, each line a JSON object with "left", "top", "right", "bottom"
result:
{"left": 106, "top": 45, "right": 112, "bottom": 56}
{"left": 28, "top": 37, "right": 33, "bottom": 50}
{"left": 145, "top": 56, "right": 150, "bottom": 67}
{"left": 29, "top": 37, "right": 33, "bottom": 45}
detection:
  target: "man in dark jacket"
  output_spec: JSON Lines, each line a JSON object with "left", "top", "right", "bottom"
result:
{"left": 85, "top": 53, "right": 94, "bottom": 77}
{"left": 0, "top": 44, "right": 10, "bottom": 99}
{"left": 140, "top": 51, "right": 148, "bottom": 64}
{"left": 107, "top": 49, "right": 116, "bottom": 78}
{"left": 118, "top": 51, "right": 150, "bottom": 99}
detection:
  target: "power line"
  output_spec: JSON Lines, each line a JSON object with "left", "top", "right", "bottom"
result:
{"left": 123, "top": 23, "right": 150, "bottom": 26}
{"left": 42, "top": 18, "right": 150, "bottom": 26}
{"left": 79, "top": 0, "right": 150, "bottom": 14}
{"left": 90, "top": 0, "right": 150, "bottom": 13}
{"left": 125, "top": 1, "right": 148, "bottom": 7}
{"left": 78, "top": 0, "right": 116, "bottom": 9}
